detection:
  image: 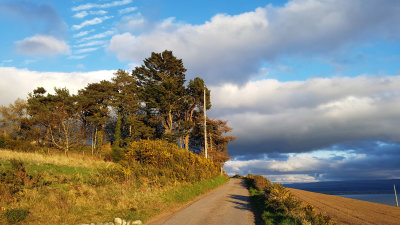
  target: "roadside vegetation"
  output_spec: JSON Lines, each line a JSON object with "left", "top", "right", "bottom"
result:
{"left": 244, "top": 175, "right": 333, "bottom": 225}
{"left": 0, "top": 51, "right": 233, "bottom": 224}
{"left": 0, "top": 144, "right": 228, "bottom": 224}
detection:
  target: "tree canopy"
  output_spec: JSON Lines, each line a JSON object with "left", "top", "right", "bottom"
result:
{"left": 0, "top": 50, "right": 235, "bottom": 166}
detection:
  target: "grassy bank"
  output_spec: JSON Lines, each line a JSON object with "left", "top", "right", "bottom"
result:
{"left": 0, "top": 145, "right": 228, "bottom": 224}
{"left": 244, "top": 175, "right": 333, "bottom": 225}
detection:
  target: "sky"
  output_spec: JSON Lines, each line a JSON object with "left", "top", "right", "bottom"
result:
{"left": 1, "top": 0, "right": 400, "bottom": 183}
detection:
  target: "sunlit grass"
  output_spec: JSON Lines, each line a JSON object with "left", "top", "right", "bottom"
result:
{"left": 0, "top": 148, "right": 114, "bottom": 168}
{"left": 0, "top": 148, "right": 228, "bottom": 224}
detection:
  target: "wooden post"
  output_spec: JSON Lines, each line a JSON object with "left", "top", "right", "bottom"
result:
{"left": 395, "top": 184, "right": 399, "bottom": 207}
{"left": 203, "top": 84, "right": 208, "bottom": 159}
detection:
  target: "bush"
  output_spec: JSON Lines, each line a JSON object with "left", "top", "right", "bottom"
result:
{"left": 111, "top": 147, "right": 123, "bottom": 162}
{"left": 253, "top": 175, "right": 271, "bottom": 190}
{"left": 5, "top": 208, "right": 30, "bottom": 224}
{"left": 0, "top": 136, "right": 8, "bottom": 148}
{"left": 245, "top": 175, "right": 332, "bottom": 225}
{"left": 123, "top": 139, "right": 220, "bottom": 184}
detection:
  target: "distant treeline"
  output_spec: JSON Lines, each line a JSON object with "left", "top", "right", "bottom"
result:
{"left": 0, "top": 50, "right": 235, "bottom": 166}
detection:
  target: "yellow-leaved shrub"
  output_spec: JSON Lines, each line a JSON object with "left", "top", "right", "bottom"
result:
{"left": 122, "top": 139, "right": 220, "bottom": 184}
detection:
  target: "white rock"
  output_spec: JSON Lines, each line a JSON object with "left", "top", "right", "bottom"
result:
{"left": 114, "top": 218, "right": 122, "bottom": 225}
{"left": 131, "top": 220, "right": 142, "bottom": 225}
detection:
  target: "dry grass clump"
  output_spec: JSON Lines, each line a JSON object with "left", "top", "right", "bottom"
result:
{"left": 0, "top": 149, "right": 113, "bottom": 169}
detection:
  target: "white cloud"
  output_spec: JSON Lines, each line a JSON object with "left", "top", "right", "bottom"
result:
{"left": 68, "top": 55, "right": 88, "bottom": 60}
{"left": 72, "top": 16, "right": 112, "bottom": 30}
{"left": 79, "top": 31, "right": 114, "bottom": 42}
{"left": 15, "top": 35, "right": 70, "bottom": 56}
{"left": 74, "top": 47, "right": 98, "bottom": 54}
{"left": 116, "top": 15, "right": 145, "bottom": 31}
{"left": 73, "top": 11, "right": 88, "bottom": 18}
{"left": 73, "top": 29, "right": 95, "bottom": 38}
{"left": 74, "top": 40, "right": 106, "bottom": 48}
{"left": 210, "top": 75, "right": 400, "bottom": 155}
{"left": 72, "top": 0, "right": 132, "bottom": 11}
{"left": 0, "top": 59, "right": 13, "bottom": 66}
{"left": 0, "top": 67, "right": 114, "bottom": 106}
{"left": 109, "top": 0, "right": 400, "bottom": 85}
{"left": 90, "top": 10, "right": 107, "bottom": 15}
{"left": 119, "top": 7, "right": 137, "bottom": 14}
{"left": 73, "top": 10, "right": 107, "bottom": 19}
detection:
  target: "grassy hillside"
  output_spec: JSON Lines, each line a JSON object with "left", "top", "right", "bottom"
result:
{"left": 0, "top": 141, "right": 228, "bottom": 224}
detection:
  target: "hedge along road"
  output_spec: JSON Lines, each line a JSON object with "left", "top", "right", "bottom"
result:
{"left": 147, "top": 178, "right": 256, "bottom": 225}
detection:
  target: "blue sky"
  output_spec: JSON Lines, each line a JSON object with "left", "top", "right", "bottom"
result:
{"left": 1, "top": 0, "right": 400, "bottom": 183}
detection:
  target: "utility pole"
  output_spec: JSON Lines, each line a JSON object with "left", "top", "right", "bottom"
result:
{"left": 204, "top": 84, "right": 208, "bottom": 159}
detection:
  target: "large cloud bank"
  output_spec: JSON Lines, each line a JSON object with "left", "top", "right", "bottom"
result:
{"left": 0, "top": 67, "right": 114, "bottom": 106}
{"left": 109, "top": 0, "right": 400, "bottom": 84}
{"left": 210, "top": 75, "right": 400, "bottom": 156}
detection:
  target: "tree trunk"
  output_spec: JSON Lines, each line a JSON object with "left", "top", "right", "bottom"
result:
{"left": 113, "top": 110, "right": 122, "bottom": 148}
{"left": 184, "top": 135, "right": 190, "bottom": 151}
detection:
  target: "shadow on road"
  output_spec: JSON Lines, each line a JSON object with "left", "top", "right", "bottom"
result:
{"left": 235, "top": 178, "right": 265, "bottom": 225}
{"left": 229, "top": 194, "right": 251, "bottom": 210}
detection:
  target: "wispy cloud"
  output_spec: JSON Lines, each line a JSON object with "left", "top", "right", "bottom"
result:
{"left": 119, "top": 7, "right": 137, "bottom": 14}
{"left": 0, "top": 59, "right": 13, "bottom": 66}
{"left": 15, "top": 35, "right": 70, "bottom": 56}
{"left": 73, "top": 10, "right": 107, "bottom": 19}
{"left": 72, "top": 16, "right": 112, "bottom": 30}
{"left": 72, "top": 0, "right": 132, "bottom": 11}
{"left": 79, "top": 31, "right": 114, "bottom": 42}
{"left": 68, "top": 55, "right": 88, "bottom": 60}
{"left": 73, "top": 11, "right": 88, "bottom": 18}
{"left": 73, "top": 29, "right": 95, "bottom": 38}
{"left": 74, "top": 40, "right": 106, "bottom": 48}
{"left": 75, "top": 47, "right": 98, "bottom": 54}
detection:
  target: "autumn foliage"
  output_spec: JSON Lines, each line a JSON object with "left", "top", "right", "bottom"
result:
{"left": 122, "top": 139, "right": 220, "bottom": 183}
{"left": 245, "top": 175, "right": 333, "bottom": 225}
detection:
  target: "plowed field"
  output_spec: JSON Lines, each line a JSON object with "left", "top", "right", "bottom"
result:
{"left": 289, "top": 188, "right": 400, "bottom": 225}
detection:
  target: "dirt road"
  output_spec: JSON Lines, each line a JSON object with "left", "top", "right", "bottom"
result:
{"left": 147, "top": 179, "right": 255, "bottom": 225}
{"left": 289, "top": 188, "right": 400, "bottom": 225}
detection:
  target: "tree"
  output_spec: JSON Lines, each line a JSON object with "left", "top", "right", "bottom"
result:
{"left": 179, "top": 77, "right": 211, "bottom": 151}
{"left": 109, "top": 69, "right": 153, "bottom": 147}
{"left": 27, "top": 87, "right": 53, "bottom": 146}
{"left": 46, "top": 88, "right": 81, "bottom": 154}
{"left": 77, "top": 80, "right": 113, "bottom": 154}
{"left": 27, "top": 87, "right": 81, "bottom": 154}
{"left": 132, "top": 50, "right": 186, "bottom": 141}
{"left": 207, "top": 119, "right": 236, "bottom": 167}
{"left": 0, "top": 98, "right": 28, "bottom": 139}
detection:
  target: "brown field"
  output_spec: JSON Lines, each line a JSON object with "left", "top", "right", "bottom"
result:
{"left": 288, "top": 188, "right": 400, "bottom": 225}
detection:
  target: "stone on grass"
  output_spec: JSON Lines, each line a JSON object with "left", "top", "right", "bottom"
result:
{"left": 114, "top": 218, "right": 122, "bottom": 225}
{"left": 131, "top": 220, "right": 142, "bottom": 225}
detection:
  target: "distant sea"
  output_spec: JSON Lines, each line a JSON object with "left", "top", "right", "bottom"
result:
{"left": 284, "top": 179, "right": 400, "bottom": 207}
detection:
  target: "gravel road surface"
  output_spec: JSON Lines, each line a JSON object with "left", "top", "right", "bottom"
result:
{"left": 148, "top": 178, "right": 255, "bottom": 225}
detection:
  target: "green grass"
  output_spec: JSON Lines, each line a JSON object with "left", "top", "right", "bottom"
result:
{"left": 163, "top": 175, "right": 229, "bottom": 203}
{"left": 0, "top": 149, "right": 229, "bottom": 225}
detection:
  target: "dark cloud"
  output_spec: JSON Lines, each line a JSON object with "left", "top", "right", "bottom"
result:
{"left": 224, "top": 141, "right": 400, "bottom": 182}
{"left": 210, "top": 75, "right": 400, "bottom": 155}
{"left": 0, "top": 1, "right": 68, "bottom": 37}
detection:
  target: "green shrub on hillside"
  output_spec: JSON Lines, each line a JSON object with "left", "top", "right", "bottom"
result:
{"left": 5, "top": 208, "right": 30, "bottom": 224}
